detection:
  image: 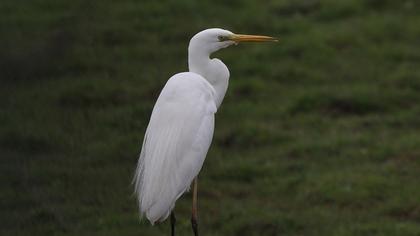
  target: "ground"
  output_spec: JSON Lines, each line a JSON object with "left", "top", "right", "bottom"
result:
{"left": 1, "top": 0, "right": 420, "bottom": 235}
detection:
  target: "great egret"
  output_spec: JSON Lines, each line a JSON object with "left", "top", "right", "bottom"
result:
{"left": 134, "top": 28, "right": 276, "bottom": 236}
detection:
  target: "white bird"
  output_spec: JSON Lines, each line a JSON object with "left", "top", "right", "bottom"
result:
{"left": 134, "top": 28, "right": 276, "bottom": 236}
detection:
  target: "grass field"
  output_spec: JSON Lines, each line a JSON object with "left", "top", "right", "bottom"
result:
{"left": 1, "top": 0, "right": 420, "bottom": 235}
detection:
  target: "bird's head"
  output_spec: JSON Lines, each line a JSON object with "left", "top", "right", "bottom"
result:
{"left": 189, "top": 28, "right": 277, "bottom": 54}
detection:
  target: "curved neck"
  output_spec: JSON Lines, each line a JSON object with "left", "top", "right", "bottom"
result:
{"left": 188, "top": 43, "right": 229, "bottom": 108}
{"left": 188, "top": 42, "right": 211, "bottom": 76}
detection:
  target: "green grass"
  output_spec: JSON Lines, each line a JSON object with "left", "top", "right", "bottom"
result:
{"left": 1, "top": 0, "right": 420, "bottom": 235}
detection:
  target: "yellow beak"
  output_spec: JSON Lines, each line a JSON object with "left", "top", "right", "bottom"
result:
{"left": 229, "top": 34, "right": 278, "bottom": 43}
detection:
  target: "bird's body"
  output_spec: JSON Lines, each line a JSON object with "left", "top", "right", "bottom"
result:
{"left": 135, "top": 72, "right": 217, "bottom": 223}
{"left": 134, "top": 28, "right": 276, "bottom": 234}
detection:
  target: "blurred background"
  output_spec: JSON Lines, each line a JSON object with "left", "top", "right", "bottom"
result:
{"left": 1, "top": 0, "right": 420, "bottom": 235}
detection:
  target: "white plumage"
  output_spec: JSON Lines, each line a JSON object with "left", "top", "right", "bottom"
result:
{"left": 133, "top": 28, "right": 276, "bottom": 229}
{"left": 134, "top": 72, "right": 217, "bottom": 224}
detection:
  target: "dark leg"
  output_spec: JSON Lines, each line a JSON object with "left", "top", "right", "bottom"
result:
{"left": 171, "top": 211, "right": 176, "bottom": 236}
{"left": 191, "top": 177, "right": 199, "bottom": 236}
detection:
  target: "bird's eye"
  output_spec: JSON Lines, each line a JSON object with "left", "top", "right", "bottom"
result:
{"left": 218, "top": 36, "right": 227, "bottom": 41}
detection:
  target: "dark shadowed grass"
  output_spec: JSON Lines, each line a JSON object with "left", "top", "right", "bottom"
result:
{"left": 1, "top": 0, "right": 420, "bottom": 235}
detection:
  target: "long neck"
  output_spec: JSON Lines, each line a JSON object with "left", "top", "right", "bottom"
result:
{"left": 188, "top": 43, "right": 229, "bottom": 108}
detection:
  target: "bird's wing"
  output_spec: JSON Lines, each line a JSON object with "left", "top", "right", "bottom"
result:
{"left": 134, "top": 72, "right": 217, "bottom": 224}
